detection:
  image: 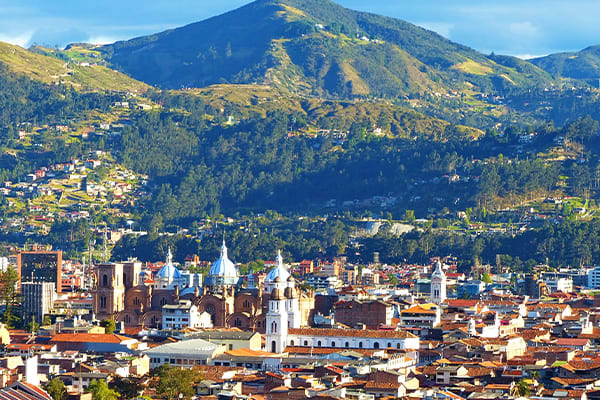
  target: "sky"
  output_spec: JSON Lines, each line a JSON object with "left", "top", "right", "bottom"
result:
{"left": 0, "top": 1, "right": 599, "bottom": 58}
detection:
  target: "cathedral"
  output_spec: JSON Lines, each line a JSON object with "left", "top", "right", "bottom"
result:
{"left": 92, "top": 243, "right": 315, "bottom": 331}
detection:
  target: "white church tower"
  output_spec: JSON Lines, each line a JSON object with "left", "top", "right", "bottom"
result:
{"left": 430, "top": 260, "right": 447, "bottom": 304}
{"left": 266, "top": 278, "right": 288, "bottom": 353}
{"left": 285, "top": 275, "right": 301, "bottom": 329}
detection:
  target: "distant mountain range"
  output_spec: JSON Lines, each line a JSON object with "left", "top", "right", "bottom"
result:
{"left": 99, "top": 0, "right": 554, "bottom": 97}
{"left": 531, "top": 46, "right": 600, "bottom": 81}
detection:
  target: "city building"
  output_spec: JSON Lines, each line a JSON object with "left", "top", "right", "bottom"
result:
{"left": 16, "top": 251, "right": 62, "bottom": 292}
{"left": 21, "top": 282, "right": 56, "bottom": 324}
{"left": 161, "top": 300, "right": 212, "bottom": 330}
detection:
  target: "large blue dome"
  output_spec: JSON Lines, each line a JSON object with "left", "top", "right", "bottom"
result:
{"left": 209, "top": 241, "right": 238, "bottom": 278}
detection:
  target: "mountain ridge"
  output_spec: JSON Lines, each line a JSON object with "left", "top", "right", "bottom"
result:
{"left": 100, "top": 0, "right": 554, "bottom": 97}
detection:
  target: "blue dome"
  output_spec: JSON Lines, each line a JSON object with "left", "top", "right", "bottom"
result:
{"left": 180, "top": 286, "right": 197, "bottom": 296}
{"left": 156, "top": 248, "right": 183, "bottom": 279}
{"left": 209, "top": 241, "right": 238, "bottom": 278}
{"left": 265, "top": 250, "right": 290, "bottom": 282}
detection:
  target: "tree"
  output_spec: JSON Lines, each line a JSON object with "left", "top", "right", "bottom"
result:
{"left": 100, "top": 319, "right": 116, "bottom": 334}
{"left": 155, "top": 364, "right": 201, "bottom": 400}
{"left": 27, "top": 315, "right": 40, "bottom": 333}
{"left": 44, "top": 378, "right": 66, "bottom": 400}
{"left": 481, "top": 273, "right": 492, "bottom": 284}
{"left": 0, "top": 267, "right": 19, "bottom": 328}
{"left": 516, "top": 379, "right": 531, "bottom": 397}
{"left": 88, "top": 379, "right": 119, "bottom": 400}
{"left": 403, "top": 210, "right": 416, "bottom": 223}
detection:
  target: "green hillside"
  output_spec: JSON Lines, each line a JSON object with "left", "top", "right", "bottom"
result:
{"left": 0, "top": 41, "right": 149, "bottom": 93}
{"left": 102, "top": 0, "right": 554, "bottom": 97}
{"left": 531, "top": 45, "right": 600, "bottom": 80}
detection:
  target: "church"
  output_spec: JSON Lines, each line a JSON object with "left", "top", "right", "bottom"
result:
{"left": 92, "top": 242, "right": 315, "bottom": 332}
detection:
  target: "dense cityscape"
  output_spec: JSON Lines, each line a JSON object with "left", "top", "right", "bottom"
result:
{"left": 3, "top": 0, "right": 600, "bottom": 400}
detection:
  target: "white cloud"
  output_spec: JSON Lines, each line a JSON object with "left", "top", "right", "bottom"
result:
{"left": 416, "top": 22, "right": 454, "bottom": 39}
{"left": 0, "top": 31, "right": 34, "bottom": 47}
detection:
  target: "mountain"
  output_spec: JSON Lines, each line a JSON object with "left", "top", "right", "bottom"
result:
{"left": 531, "top": 46, "right": 600, "bottom": 81}
{"left": 0, "top": 41, "right": 149, "bottom": 92}
{"left": 101, "top": 0, "right": 553, "bottom": 97}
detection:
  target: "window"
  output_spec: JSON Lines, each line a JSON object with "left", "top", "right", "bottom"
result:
{"left": 160, "top": 298, "right": 167, "bottom": 306}
{"left": 359, "top": 342, "right": 363, "bottom": 348}
{"left": 124, "top": 315, "right": 131, "bottom": 324}
{"left": 229, "top": 344, "right": 233, "bottom": 350}
{"left": 387, "top": 342, "right": 392, "bottom": 348}
{"left": 271, "top": 321, "right": 277, "bottom": 333}
{"left": 102, "top": 274, "right": 108, "bottom": 287}
{"left": 397, "top": 343, "right": 401, "bottom": 349}
{"left": 133, "top": 297, "right": 140, "bottom": 306}
{"left": 374, "top": 342, "right": 380, "bottom": 349}
{"left": 290, "top": 340, "right": 295, "bottom": 346}
{"left": 100, "top": 296, "right": 106, "bottom": 308}
{"left": 317, "top": 341, "right": 322, "bottom": 347}
{"left": 243, "top": 300, "right": 251, "bottom": 308}
{"left": 331, "top": 341, "right": 335, "bottom": 347}
{"left": 271, "top": 341, "right": 277, "bottom": 353}
{"left": 234, "top": 318, "right": 242, "bottom": 328}
{"left": 304, "top": 340, "right": 308, "bottom": 346}
{"left": 345, "top": 342, "right": 349, "bottom": 348}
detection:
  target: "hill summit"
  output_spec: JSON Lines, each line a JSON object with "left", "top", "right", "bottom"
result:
{"left": 101, "top": 0, "right": 552, "bottom": 97}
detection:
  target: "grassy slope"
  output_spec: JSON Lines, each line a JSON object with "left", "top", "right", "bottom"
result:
{"left": 0, "top": 42, "right": 149, "bottom": 92}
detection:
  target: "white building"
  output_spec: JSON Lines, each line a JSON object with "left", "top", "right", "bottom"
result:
{"left": 153, "top": 248, "right": 201, "bottom": 291}
{"left": 145, "top": 338, "right": 223, "bottom": 368}
{"left": 162, "top": 300, "right": 212, "bottom": 330}
{"left": 399, "top": 303, "right": 441, "bottom": 328}
{"left": 544, "top": 277, "right": 573, "bottom": 293}
{"left": 265, "top": 252, "right": 301, "bottom": 354}
{"left": 22, "top": 282, "right": 56, "bottom": 324}
{"left": 285, "top": 327, "right": 419, "bottom": 351}
{"left": 430, "top": 261, "right": 447, "bottom": 304}
{"left": 588, "top": 267, "right": 600, "bottom": 289}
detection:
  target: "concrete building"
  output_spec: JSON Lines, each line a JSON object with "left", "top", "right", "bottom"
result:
{"left": 162, "top": 300, "right": 212, "bottom": 330}
{"left": 145, "top": 338, "right": 224, "bottom": 368}
{"left": 334, "top": 300, "right": 394, "bottom": 328}
{"left": 21, "top": 282, "right": 56, "bottom": 324}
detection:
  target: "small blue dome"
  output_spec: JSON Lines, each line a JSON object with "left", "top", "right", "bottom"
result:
{"left": 265, "top": 250, "right": 290, "bottom": 283}
{"left": 209, "top": 241, "right": 238, "bottom": 278}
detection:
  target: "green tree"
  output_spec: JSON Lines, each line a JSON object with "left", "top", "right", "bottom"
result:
{"left": 89, "top": 380, "right": 119, "bottom": 400}
{"left": 155, "top": 364, "right": 201, "bottom": 400}
{"left": 403, "top": 210, "right": 416, "bottom": 223}
{"left": 481, "top": 273, "right": 492, "bottom": 284}
{"left": 44, "top": 378, "right": 66, "bottom": 400}
{"left": 516, "top": 379, "right": 531, "bottom": 397}
{"left": 100, "top": 319, "right": 116, "bottom": 334}
{"left": 27, "top": 315, "right": 40, "bottom": 333}
{"left": 0, "top": 267, "right": 19, "bottom": 328}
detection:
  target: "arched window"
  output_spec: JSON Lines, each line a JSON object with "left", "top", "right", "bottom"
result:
{"left": 397, "top": 343, "right": 401, "bottom": 349}
{"left": 102, "top": 274, "right": 108, "bottom": 287}
{"left": 123, "top": 273, "right": 127, "bottom": 286}
{"left": 133, "top": 297, "right": 140, "bottom": 306}
{"left": 374, "top": 342, "right": 380, "bottom": 349}
{"left": 290, "top": 340, "right": 295, "bottom": 346}
{"left": 160, "top": 298, "right": 167, "bottom": 306}
{"left": 331, "top": 341, "right": 336, "bottom": 347}
{"left": 243, "top": 300, "right": 251, "bottom": 308}
{"left": 124, "top": 315, "right": 130, "bottom": 324}
{"left": 304, "top": 340, "right": 308, "bottom": 346}
{"left": 271, "top": 321, "right": 277, "bottom": 333}
{"left": 234, "top": 318, "right": 242, "bottom": 328}
{"left": 100, "top": 296, "right": 106, "bottom": 308}
{"left": 271, "top": 341, "right": 277, "bottom": 353}
{"left": 359, "top": 342, "right": 363, "bottom": 348}
{"left": 150, "top": 316, "right": 158, "bottom": 326}
{"left": 387, "top": 342, "right": 392, "bottom": 348}
{"left": 345, "top": 342, "right": 349, "bottom": 348}
{"left": 317, "top": 341, "right": 322, "bottom": 347}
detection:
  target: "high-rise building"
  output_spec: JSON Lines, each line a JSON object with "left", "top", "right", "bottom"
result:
{"left": 17, "top": 251, "right": 62, "bottom": 292}
{"left": 22, "top": 282, "right": 56, "bottom": 324}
